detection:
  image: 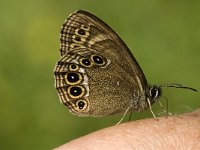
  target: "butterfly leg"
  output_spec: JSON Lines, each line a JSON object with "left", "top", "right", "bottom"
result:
{"left": 158, "top": 96, "right": 173, "bottom": 116}
{"left": 128, "top": 111, "right": 133, "bottom": 121}
{"left": 116, "top": 105, "right": 131, "bottom": 125}
{"left": 147, "top": 98, "right": 157, "bottom": 119}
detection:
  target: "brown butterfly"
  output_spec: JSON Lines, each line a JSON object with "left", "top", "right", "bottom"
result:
{"left": 54, "top": 10, "right": 196, "bottom": 122}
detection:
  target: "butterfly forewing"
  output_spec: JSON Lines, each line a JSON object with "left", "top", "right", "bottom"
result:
{"left": 62, "top": 10, "right": 148, "bottom": 90}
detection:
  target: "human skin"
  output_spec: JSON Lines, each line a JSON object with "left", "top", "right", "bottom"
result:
{"left": 54, "top": 109, "right": 200, "bottom": 150}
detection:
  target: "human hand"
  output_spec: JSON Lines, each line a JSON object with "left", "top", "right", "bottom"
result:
{"left": 54, "top": 109, "right": 200, "bottom": 150}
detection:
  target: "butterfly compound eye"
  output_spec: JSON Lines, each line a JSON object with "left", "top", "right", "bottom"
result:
{"left": 150, "top": 86, "right": 161, "bottom": 100}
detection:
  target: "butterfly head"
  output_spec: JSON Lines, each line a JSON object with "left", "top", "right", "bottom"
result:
{"left": 149, "top": 85, "right": 162, "bottom": 104}
{"left": 148, "top": 83, "right": 197, "bottom": 105}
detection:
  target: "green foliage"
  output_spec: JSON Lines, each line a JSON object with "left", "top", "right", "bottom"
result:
{"left": 0, "top": 0, "right": 199, "bottom": 149}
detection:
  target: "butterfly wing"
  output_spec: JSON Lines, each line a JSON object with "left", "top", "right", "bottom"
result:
{"left": 60, "top": 10, "right": 148, "bottom": 93}
{"left": 55, "top": 48, "right": 147, "bottom": 116}
{"left": 55, "top": 10, "right": 150, "bottom": 116}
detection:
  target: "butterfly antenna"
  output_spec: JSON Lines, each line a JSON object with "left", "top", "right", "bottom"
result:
{"left": 159, "top": 83, "right": 197, "bottom": 92}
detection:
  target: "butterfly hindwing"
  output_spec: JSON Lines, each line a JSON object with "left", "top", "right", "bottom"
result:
{"left": 55, "top": 48, "right": 144, "bottom": 116}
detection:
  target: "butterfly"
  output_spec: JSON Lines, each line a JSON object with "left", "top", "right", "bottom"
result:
{"left": 54, "top": 10, "right": 196, "bottom": 122}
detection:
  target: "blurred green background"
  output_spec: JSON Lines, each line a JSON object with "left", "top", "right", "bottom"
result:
{"left": 0, "top": 0, "right": 199, "bottom": 149}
